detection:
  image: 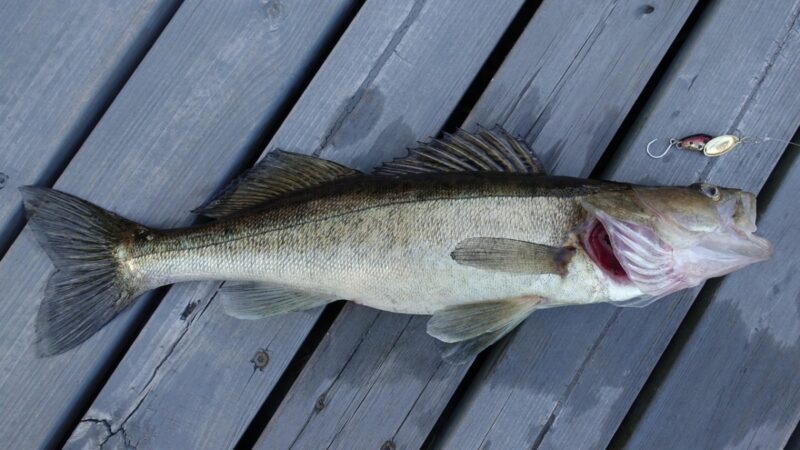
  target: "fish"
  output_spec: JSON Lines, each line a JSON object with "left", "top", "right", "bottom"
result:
{"left": 20, "top": 127, "right": 773, "bottom": 363}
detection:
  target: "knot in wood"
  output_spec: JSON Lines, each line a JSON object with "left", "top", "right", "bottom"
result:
{"left": 251, "top": 349, "right": 269, "bottom": 370}
{"left": 314, "top": 393, "right": 326, "bottom": 412}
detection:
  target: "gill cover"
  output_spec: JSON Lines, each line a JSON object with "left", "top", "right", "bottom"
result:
{"left": 581, "top": 190, "right": 681, "bottom": 298}
{"left": 581, "top": 185, "right": 772, "bottom": 300}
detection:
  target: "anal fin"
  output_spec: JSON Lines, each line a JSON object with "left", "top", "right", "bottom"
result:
{"left": 219, "top": 281, "right": 335, "bottom": 319}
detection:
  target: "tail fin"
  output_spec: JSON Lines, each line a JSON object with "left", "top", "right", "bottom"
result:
{"left": 19, "top": 186, "right": 147, "bottom": 356}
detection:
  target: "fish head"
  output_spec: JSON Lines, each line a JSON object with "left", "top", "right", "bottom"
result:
{"left": 580, "top": 182, "right": 772, "bottom": 300}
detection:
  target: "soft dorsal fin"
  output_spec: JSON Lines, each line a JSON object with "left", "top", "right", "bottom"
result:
{"left": 375, "top": 126, "right": 545, "bottom": 176}
{"left": 193, "top": 150, "right": 360, "bottom": 218}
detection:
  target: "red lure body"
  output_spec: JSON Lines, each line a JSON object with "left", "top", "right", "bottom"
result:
{"left": 675, "top": 134, "right": 713, "bottom": 151}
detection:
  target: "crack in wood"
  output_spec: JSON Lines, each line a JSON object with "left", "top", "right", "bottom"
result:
{"left": 698, "top": 1, "right": 800, "bottom": 183}
{"left": 81, "top": 288, "right": 220, "bottom": 449}
{"left": 80, "top": 417, "right": 137, "bottom": 450}
{"left": 137, "top": 290, "right": 214, "bottom": 396}
{"left": 283, "top": 309, "right": 382, "bottom": 449}
{"left": 325, "top": 315, "right": 414, "bottom": 449}
{"left": 523, "top": 0, "right": 619, "bottom": 141}
{"left": 730, "top": 1, "right": 800, "bottom": 132}
{"left": 316, "top": 0, "right": 427, "bottom": 154}
{"left": 390, "top": 357, "right": 443, "bottom": 442}
{"left": 529, "top": 310, "right": 619, "bottom": 448}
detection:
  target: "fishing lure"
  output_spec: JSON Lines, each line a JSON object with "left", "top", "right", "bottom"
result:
{"left": 646, "top": 134, "right": 798, "bottom": 159}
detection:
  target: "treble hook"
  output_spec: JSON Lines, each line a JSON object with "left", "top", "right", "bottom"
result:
{"left": 646, "top": 138, "right": 677, "bottom": 159}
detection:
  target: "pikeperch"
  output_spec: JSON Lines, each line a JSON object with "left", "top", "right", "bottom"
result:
{"left": 20, "top": 128, "right": 773, "bottom": 362}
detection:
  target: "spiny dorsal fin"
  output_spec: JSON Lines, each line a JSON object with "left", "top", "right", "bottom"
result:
{"left": 451, "top": 237, "right": 575, "bottom": 276}
{"left": 375, "top": 126, "right": 545, "bottom": 176}
{"left": 193, "top": 151, "right": 360, "bottom": 218}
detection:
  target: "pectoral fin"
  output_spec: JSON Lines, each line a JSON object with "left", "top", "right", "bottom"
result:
{"left": 428, "top": 297, "right": 542, "bottom": 364}
{"left": 219, "top": 281, "right": 335, "bottom": 319}
{"left": 451, "top": 237, "right": 575, "bottom": 276}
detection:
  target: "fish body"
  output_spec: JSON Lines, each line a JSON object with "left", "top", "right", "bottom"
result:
{"left": 131, "top": 174, "right": 640, "bottom": 315}
{"left": 21, "top": 127, "right": 772, "bottom": 362}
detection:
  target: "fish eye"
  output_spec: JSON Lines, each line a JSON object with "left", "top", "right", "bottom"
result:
{"left": 695, "top": 182, "right": 721, "bottom": 201}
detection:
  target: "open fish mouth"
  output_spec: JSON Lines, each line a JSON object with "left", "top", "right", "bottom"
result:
{"left": 581, "top": 206, "right": 773, "bottom": 299}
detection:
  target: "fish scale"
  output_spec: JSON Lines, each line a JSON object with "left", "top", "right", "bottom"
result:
{"left": 133, "top": 174, "right": 606, "bottom": 305}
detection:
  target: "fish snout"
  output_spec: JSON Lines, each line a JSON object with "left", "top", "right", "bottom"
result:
{"left": 732, "top": 191, "right": 758, "bottom": 233}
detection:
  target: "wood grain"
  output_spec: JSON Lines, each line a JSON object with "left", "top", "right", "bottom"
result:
{"left": 64, "top": 0, "right": 526, "bottom": 449}
{"left": 619, "top": 148, "right": 800, "bottom": 449}
{"left": 438, "top": 1, "right": 800, "bottom": 448}
{"left": 0, "top": 0, "right": 358, "bottom": 447}
{"left": 256, "top": 0, "right": 699, "bottom": 449}
{"left": 0, "top": 0, "right": 178, "bottom": 250}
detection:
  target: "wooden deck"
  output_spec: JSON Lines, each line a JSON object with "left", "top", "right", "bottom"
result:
{"left": 2, "top": 1, "right": 800, "bottom": 448}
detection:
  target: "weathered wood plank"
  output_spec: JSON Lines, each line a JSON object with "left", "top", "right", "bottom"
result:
{"left": 438, "top": 1, "right": 800, "bottom": 448}
{"left": 259, "top": 307, "right": 461, "bottom": 450}
{"left": 0, "top": 0, "right": 178, "bottom": 249}
{"left": 0, "top": 0, "right": 358, "bottom": 447}
{"left": 619, "top": 158, "right": 800, "bottom": 449}
{"left": 64, "top": 1, "right": 526, "bottom": 449}
{"left": 256, "top": 1, "right": 699, "bottom": 449}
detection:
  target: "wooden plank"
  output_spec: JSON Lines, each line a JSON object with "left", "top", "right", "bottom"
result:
{"left": 63, "top": 1, "right": 526, "bottom": 449}
{"left": 0, "top": 0, "right": 359, "bottom": 447}
{"left": 437, "top": 1, "right": 800, "bottom": 449}
{"left": 258, "top": 308, "right": 461, "bottom": 450}
{"left": 620, "top": 158, "right": 800, "bottom": 449}
{"left": 255, "top": 1, "right": 699, "bottom": 449}
{"left": 0, "top": 0, "right": 178, "bottom": 249}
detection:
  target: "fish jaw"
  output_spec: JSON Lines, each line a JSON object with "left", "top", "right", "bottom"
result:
{"left": 671, "top": 231, "right": 773, "bottom": 282}
{"left": 579, "top": 190, "right": 773, "bottom": 301}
